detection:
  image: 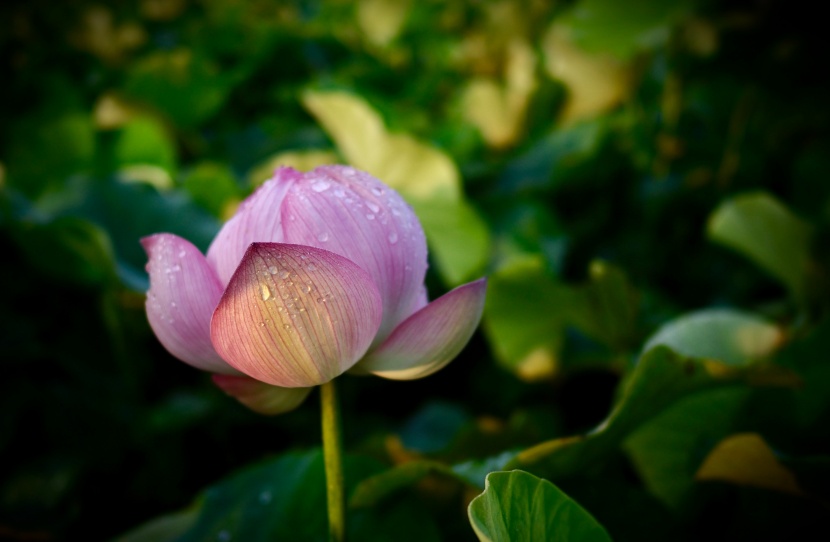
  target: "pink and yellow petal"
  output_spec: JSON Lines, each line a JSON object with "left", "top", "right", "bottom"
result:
{"left": 210, "top": 243, "right": 383, "bottom": 387}
{"left": 142, "top": 233, "right": 237, "bottom": 374}
{"left": 282, "top": 165, "right": 428, "bottom": 342}
{"left": 212, "top": 374, "right": 312, "bottom": 415}
{"left": 355, "top": 278, "right": 487, "bottom": 380}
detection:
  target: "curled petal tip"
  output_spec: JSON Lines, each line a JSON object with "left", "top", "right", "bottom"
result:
{"left": 355, "top": 277, "right": 487, "bottom": 380}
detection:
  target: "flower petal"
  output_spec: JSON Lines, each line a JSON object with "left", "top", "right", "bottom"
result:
{"left": 210, "top": 243, "right": 383, "bottom": 387}
{"left": 355, "top": 278, "right": 487, "bottom": 380}
{"left": 282, "top": 165, "right": 428, "bottom": 342}
{"left": 206, "top": 167, "right": 300, "bottom": 286}
{"left": 212, "top": 374, "right": 312, "bottom": 415}
{"left": 142, "top": 233, "right": 237, "bottom": 374}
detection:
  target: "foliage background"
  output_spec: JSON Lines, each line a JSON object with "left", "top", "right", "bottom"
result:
{"left": 2, "top": 0, "right": 830, "bottom": 540}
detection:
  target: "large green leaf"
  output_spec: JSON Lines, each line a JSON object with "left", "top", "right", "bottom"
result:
{"left": 467, "top": 470, "right": 612, "bottom": 542}
{"left": 166, "top": 448, "right": 440, "bottom": 542}
{"left": 113, "top": 116, "right": 178, "bottom": 182}
{"left": 504, "top": 345, "right": 797, "bottom": 480}
{"left": 707, "top": 192, "right": 813, "bottom": 300}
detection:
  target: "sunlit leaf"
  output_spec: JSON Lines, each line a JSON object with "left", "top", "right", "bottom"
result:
{"left": 695, "top": 433, "right": 802, "bottom": 495}
{"left": 182, "top": 162, "right": 241, "bottom": 218}
{"left": 357, "top": 0, "right": 412, "bottom": 46}
{"left": 302, "top": 90, "right": 490, "bottom": 284}
{"left": 707, "top": 192, "right": 813, "bottom": 300}
{"left": 467, "top": 470, "right": 612, "bottom": 542}
{"left": 643, "top": 308, "right": 783, "bottom": 366}
{"left": 114, "top": 510, "right": 198, "bottom": 542}
{"left": 113, "top": 116, "right": 177, "bottom": 184}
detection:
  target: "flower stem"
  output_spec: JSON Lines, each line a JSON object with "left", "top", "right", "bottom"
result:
{"left": 320, "top": 379, "right": 345, "bottom": 542}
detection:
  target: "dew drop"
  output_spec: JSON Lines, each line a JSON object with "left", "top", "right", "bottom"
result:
{"left": 311, "top": 180, "right": 331, "bottom": 192}
{"left": 283, "top": 324, "right": 291, "bottom": 330}
{"left": 178, "top": 250, "right": 186, "bottom": 258}
{"left": 334, "top": 189, "right": 346, "bottom": 198}
{"left": 279, "top": 269, "right": 289, "bottom": 279}
{"left": 318, "top": 232, "right": 329, "bottom": 242}
{"left": 365, "top": 213, "right": 375, "bottom": 220}
{"left": 371, "top": 187, "right": 384, "bottom": 196}
{"left": 285, "top": 280, "right": 293, "bottom": 286}
{"left": 277, "top": 306, "right": 285, "bottom": 313}
{"left": 268, "top": 265, "right": 279, "bottom": 274}
{"left": 170, "top": 301, "right": 177, "bottom": 308}
{"left": 301, "top": 283, "right": 313, "bottom": 293}
{"left": 366, "top": 202, "right": 380, "bottom": 213}
{"left": 306, "top": 263, "right": 316, "bottom": 271}
{"left": 388, "top": 232, "right": 399, "bottom": 244}
{"left": 260, "top": 284, "right": 272, "bottom": 301}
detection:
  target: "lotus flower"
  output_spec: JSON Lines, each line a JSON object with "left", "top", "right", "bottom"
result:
{"left": 143, "top": 166, "right": 486, "bottom": 414}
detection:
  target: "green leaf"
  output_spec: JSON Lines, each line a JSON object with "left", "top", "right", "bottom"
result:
{"left": 12, "top": 216, "right": 117, "bottom": 287}
{"left": 112, "top": 510, "right": 198, "bottom": 542}
{"left": 707, "top": 192, "right": 813, "bottom": 300}
{"left": 124, "top": 49, "right": 236, "bottom": 128}
{"left": 556, "top": 0, "right": 693, "bottom": 59}
{"left": 171, "top": 448, "right": 440, "bottom": 542}
{"left": 113, "top": 116, "right": 178, "bottom": 182}
{"left": 505, "top": 346, "right": 797, "bottom": 480}
{"left": 350, "top": 460, "right": 462, "bottom": 508}
{"left": 483, "top": 255, "right": 581, "bottom": 381}
{"left": 643, "top": 308, "right": 783, "bottom": 366}
{"left": 182, "top": 162, "right": 241, "bottom": 218}
{"left": 571, "top": 260, "right": 640, "bottom": 351}
{"left": 623, "top": 388, "right": 748, "bottom": 508}
{"left": 467, "top": 470, "right": 613, "bottom": 542}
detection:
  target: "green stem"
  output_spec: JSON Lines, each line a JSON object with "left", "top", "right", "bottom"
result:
{"left": 321, "top": 379, "right": 345, "bottom": 542}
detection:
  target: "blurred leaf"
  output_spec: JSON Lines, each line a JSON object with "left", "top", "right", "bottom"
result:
{"left": 173, "top": 448, "right": 440, "bottom": 542}
{"left": 113, "top": 510, "right": 198, "bottom": 542}
{"left": 5, "top": 112, "right": 95, "bottom": 197}
{"left": 461, "top": 39, "right": 538, "bottom": 149}
{"left": 182, "top": 162, "right": 241, "bottom": 218}
{"left": 708, "top": 192, "right": 813, "bottom": 300}
{"left": 695, "top": 433, "right": 802, "bottom": 495}
{"left": 302, "top": 90, "right": 490, "bottom": 285}
{"left": 357, "top": 0, "right": 413, "bottom": 46}
{"left": 506, "top": 346, "right": 798, "bottom": 480}
{"left": 124, "top": 49, "right": 236, "bottom": 128}
{"left": 541, "top": 25, "right": 634, "bottom": 123}
{"left": 499, "top": 118, "right": 608, "bottom": 193}
{"left": 483, "top": 255, "right": 579, "bottom": 381}
{"left": 350, "top": 460, "right": 463, "bottom": 508}
{"left": 624, "top": 388, "right": 748, "bottom": 508}
{"left": 13, "top": 216, "right": 117, "bottom": 287}
{"left": 556, "top": 0, "right": 693, "bottom": 60}
{"left": 113, "top": 116, "right": 177, "bottom": 182}
{"left": 571, "top": 260, "right": 640, "bottom": 350}
{"left": 399, "top": 401, "right": 470, "bottom": 453}
{"left": 643, "top": 308, "right": 784, "bottom": 366}
{"left": 467, "top": 470, "right": 612, "bottom": 542}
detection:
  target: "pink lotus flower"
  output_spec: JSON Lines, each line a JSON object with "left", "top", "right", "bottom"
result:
{"left": 142, "top": 166, "right": 486, "bottom": 414}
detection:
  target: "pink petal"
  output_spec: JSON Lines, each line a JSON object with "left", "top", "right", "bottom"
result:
{"left": 210, "top": 243, "right": 383, "bottom": 387}
{"left": 212, "top": 374, "right": 312, "bottom": 415}
{"left": 142, "top": 234, "right": 238, "bottom": 374}
{"left": 282, "top": 165, "right": 428, "bottom": 342}
{"left": 354, "top": 278, "right": 487, "bottom": 380}
{"left": 206, "top": 167, "right": 301, "bottom": 286}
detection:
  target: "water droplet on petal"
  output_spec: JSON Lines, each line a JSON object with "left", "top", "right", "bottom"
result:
{"left": 260, "top": 284, "right": 272, "bottom": 301}
{"left": 279, "top": 269, "right": 289, "bottom": 279}
{"left": 178, "top": 250, "right": 186, "bottom": 258}
{"left": 268, "top": 265, "right": 279, "bottom": 274}
{"left": 366, "top": 213, "right": 375, "bottom": 220}
{"left": 371, "top": 187, "right": 384, "bottom": 196}
{"left": 388, "top": 232, "right": 398, "bottom": 244}
{"left": 318, "top": 232, "right": 329, "bottom": 242}
{"left": 311, "top": 180, "right": 331, "bottom": 192}
{"left": 283, "top": 324, "right": 291, "bottom": 330}
{"left": 306, "top": 263, "right": 316, "bottom": 271}
{"left": 367, "top": 202, "right": 380, "bottom": 213}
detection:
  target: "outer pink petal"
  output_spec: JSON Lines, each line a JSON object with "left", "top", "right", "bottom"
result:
{"left": 210, "top": 243, "right": 383, "bottom": 387}
{"left": 142, "top": 234, "right": 238, "bottom": 374}
{"left": 212, "top": 375, "right": 312, "bottom": 415}
{"left": 206, "top": 167, "right": 300, "bottom": 286}
{"left": 282, "top": 165, "right": 428, "bottom": 343}
{"left": 354, "top": 278, "right": 487, "bottom": 380}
